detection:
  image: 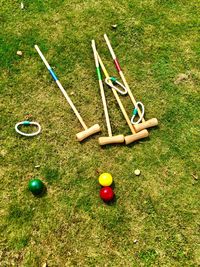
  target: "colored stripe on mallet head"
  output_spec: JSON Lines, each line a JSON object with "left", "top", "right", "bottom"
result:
{"left": 34, "top": 45, "right": 101, "bottom": 141}
{"left": 103, "top": 34, "right": 158, "bottom": 132}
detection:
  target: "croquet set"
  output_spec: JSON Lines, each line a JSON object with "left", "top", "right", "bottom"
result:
{"left": 15, "top": 34, "right": 158, "bottom": 145}
{"left": 15, "top": 34, "right": 159, "bottom": 202}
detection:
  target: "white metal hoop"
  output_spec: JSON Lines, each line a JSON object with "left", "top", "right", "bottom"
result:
{"left": 131, "top": 102, "right": 145, "bottom": 125}
{"left": 105, "top": 77, "right": 127, "bottom": 95}
{"left": 15, "top": 121, "right": 41, "bottom": 137}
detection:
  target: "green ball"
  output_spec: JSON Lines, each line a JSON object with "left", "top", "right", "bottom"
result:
{"left": 28, "top": 179, "right": 44, "bottom": 195}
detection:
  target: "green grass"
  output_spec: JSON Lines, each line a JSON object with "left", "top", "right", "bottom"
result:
{"left": 0, "top": 0, "right": 199, "bottom": 266}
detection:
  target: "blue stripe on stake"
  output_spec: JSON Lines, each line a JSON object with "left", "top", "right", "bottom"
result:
{"left": 49, "top": 68, "right": 58, "bottom": 81}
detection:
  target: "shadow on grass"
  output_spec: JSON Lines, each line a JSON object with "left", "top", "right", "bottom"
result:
{"left": 76, "top": 130, "right": 101, "bottom": 144}
{"left": 96, "top": 126, "right": 160, "bottom": 149}
{"left": 148, "top": 124, "right": 159, "bottom": 132}
{"left": 125, "top": 126, "right": 160, "bottom": 148}
{"left": 125, "top": 135, "right": 150, "bottom": 148}
{"left": 99, "top": 142, "right": 125, "bottom": 150}
{"left": 103, "top": 194, "right": 117, "bottom": 206}
{"left": 31, "top": 185, "right": 47, "bottom": 198}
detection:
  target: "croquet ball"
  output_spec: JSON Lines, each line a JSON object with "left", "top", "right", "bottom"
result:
{"left": 28, "top": 179, "right": 44, "bottom": 195}
{"left": 99, "top": 173, "right": 113, "bottom": 186}
{"left": 100, "top": 187, "right": 114, "bottom": 202}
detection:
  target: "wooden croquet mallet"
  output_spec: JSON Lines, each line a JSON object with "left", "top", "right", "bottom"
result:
{"left": 91, "top": 40, "right": 124, "bottom": 145}
{"left": 97, "top": 52, "right": 148, "bottom": 145}
{"left": 35, "top": 45, "right": 101, "bottom": 141}
{"left": 104, "top": 34, "right": 158, "bottom": 132}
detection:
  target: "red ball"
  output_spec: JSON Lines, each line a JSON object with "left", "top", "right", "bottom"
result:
{"left": 100, "top": 187, "right": 114, "bottom": 202}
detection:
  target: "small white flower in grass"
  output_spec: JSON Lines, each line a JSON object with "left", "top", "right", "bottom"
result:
{"left": 174, "top": 73, "right": 188, "bottom": 84}
{"left": 21, "top": 2, "right": 24, "bottom": 9}
{"left": 35, "top": 165, "right": 40, "bottom": 168}
{"left": 17, "top": 51, "right": 23, "bottom": 56}
{"left": 134, "top": 169, "right": 141, "bottom": 176}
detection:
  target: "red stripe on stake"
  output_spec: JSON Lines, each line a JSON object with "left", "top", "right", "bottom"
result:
{"left": 114, "top": 59, "right": 121, "bottom": 72}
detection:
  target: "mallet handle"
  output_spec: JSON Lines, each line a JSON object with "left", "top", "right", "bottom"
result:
{"left": 56, "top": 81, "right": 88, "bottom": 130}
{"left": 97, "top": 53, "right": 136, "bottom": 134}
{"left": 103, "top": 34, "right": 145, "bottom": 123}
{"left": 91, "top": 40, "right": 112, "bottom": 137}
{"left": 34, "top": 45, "right": 88, "bottom": 130}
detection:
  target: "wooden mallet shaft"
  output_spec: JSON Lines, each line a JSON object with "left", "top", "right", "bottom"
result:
{"left": 91, "top": 40, "right": 124, "bottom": 145}
{"left": 35, "top": 45, "right": 100, "bottom": 141}
{"left": 97, "top": 53, "right": 148, "bottom": 145}
{"left": 104, "top": 34, "right": 158, "bottom": 132}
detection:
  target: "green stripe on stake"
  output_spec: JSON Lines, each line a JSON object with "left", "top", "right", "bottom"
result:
{"left": 110, "top": 77, "right": 117, "bottom": 83}
{"left": 23, "top": 121, "right": 31, "bottom": 125}
{"left": 133, "top": 109, "right": 138, "bottom": 116}
{"left": 96, "top": 67, "right": 102, "bottom": 80}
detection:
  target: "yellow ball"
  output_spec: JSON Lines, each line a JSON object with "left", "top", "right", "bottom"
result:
{"left": 98, "top": 173, "right": 113, "bottom": 186}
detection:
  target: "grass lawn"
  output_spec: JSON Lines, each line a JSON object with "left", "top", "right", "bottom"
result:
{"left": 1, "top": 0, "right": 199, "bottom": 266}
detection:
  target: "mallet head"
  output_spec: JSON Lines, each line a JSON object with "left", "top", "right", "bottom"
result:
{"left": 125, "top": 129, "right": 148, "bottom": 145}
{"left": 134, "top": 118, "right": 158, "bottom": 132}
{"left": 98, "top": 134, "right": 124, "bottom": 146}
{"left": 76, "top": 124, "right": 101, "bottom": 142}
